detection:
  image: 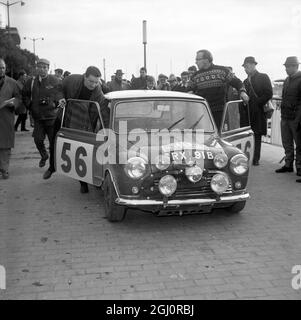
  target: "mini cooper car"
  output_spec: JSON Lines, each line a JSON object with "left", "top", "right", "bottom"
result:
{"left": 55, "top": 90, "right": 254, "bottom": 222}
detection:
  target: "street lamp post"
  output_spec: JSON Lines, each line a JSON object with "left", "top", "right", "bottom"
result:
{"left": 142, "top": 20, "right": 147, "bottom": 70}
{"left": 24, "top": 36, "right": 44, "bottom": 61}
{"left": 0, "top": 1, "right": 25, "bottom": 35}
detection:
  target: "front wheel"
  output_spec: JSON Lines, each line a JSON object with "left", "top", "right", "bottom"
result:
{"left": 226, "top": 201, "right": 246, "bottom": 213}
{"left": 103, "top": 174, "right": 127, "bottom": 222}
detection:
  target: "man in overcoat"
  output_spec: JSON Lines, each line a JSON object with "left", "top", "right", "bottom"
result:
{"left": 242, "top": 56, "right": 273, "bottom": 165}
{"left": 0, "top": 58, "right": 21, "bottom": 179}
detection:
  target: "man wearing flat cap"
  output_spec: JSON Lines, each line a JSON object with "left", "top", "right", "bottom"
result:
{"left": 22, "top": 58, "right": 64, "bottom": 169}
{"left": 242, "top": 56, "right": 273, "bottom": 166}
{"left": 275, "top": 56, "right": 301, "bottom": 182}
{"left": 108, "top": 69, "right": 131, "bottom": 92}
{"left": 157, "top": 74, "right": 170, "bottom": 91}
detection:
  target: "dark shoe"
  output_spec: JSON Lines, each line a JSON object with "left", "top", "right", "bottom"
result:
{"left": 2, "top": 171, "right": 9, "bottom": 179}
{"left": 39, "top": 155, "right": 49, "bottom": 168}
{"left": 252, "top": 160, "right": 259, "bottom": 166}
{"left": 297, "top": 169, "right": 301, "bottom": 177}
{"left": 296, "top": 179, "right": 301, "bottom": 183}
{"left": 275, "top": 166, "right": 293, "bottom": 173}
{"left": 80, "top": 183, "right": 89, "bottom": 194}
{"left": 43, "top": 169, "right": 53, "bottom": 180}
{"left": 21, "top": 128, "right": 30, "bottom": 132}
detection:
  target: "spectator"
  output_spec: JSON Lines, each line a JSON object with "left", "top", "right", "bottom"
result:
{"left": 146, "top": 75, "right": 156, "bottom": 90}
{"left": 108, "top": 69, "right": 131, "bottom": 92}
{"left": 188, "top": 65, "right": 197, "bottom": 80}
{"left": 188, "top": 49, "right": 249, "bottom": 127}
{"left": 0, "top": 58, "right": 21, "bottom": 179}
{"left": 63, "top": 71, "right": 71, "bottom": 79}
{"left": 242, "top": 56, "right": 273, "bottom": 166}
{"left": 168, "top": 74, "right": 178, "bottom": 91}
{"left": 54, "top": 68, "right": 64, "bottom": 81}
{"left": 172, "top": 71, "right": 190, "bottom": 92}
{"left": 22, "top": 58, "right": 64, "bottom": 170}
{"left": 15, "top": 70, "right": 29, "bottom": 132}
{"left": 131, "top": 67, "right": 147, "bottom": 89}
{"left": 275, "top": 56, "right": 301, "bottom": 181}
{"left": 157, "top": 74, "right": 170, "bottom": 91}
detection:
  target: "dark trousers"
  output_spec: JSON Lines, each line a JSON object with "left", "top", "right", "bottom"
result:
{"left": 15, "top": 113, "right": 27, "bottom": 130}
{"left": 48, "top": 115, "right": 88, "bottom": 190}
{"left": 212, "top": 110, "right": 224, "bottom": 129}
{"left": 281, "top": 118, "right": 301, "bottom": 169}
{"left": 253, "top": 133, "right": 262, "bottom": 162}
{"left": 33, "top": 119, "right": 55, "bottom": 164}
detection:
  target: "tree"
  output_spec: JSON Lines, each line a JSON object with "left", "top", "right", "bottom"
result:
{"left": 0, "top": 29, "right": 38, "bottom": 78}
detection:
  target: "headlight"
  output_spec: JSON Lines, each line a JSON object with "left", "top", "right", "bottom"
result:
{"left": 158, "top": 175, "right": 177, "bottom": 197}
{"left": 155, "top": 154, "right": 170, "bottom": 170}
{"left": 185, "top": 165, "right": 203, "bottom": 183}
{"left": 230, "top": 154, "right": 249, "bottom": 175}
{"left": 211, "top": 173, "right": 230, "bottom": 195}
{"left": 124, "top": 157, "right": 147, "bottom": 179}
{"left": 214, "top": 153, "right": 228, "bottom": 169}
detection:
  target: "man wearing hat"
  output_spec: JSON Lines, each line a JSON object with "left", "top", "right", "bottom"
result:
{"left": 157, "top": 74, "right": 170, "bottom": 91}
{"left": 22, "top": 58, "right": 64, "bottom": 169}
{"left": 242, "top": 56, "right": 273, "bottom": 166}
{"left": 108, "top": 69, "right": 131, "bottom": 92}
{"left": 275, "top": 56, "right": 301, "bottom": 181}
{"left": 54, "top": 68, "right": 64, "bottom": 81}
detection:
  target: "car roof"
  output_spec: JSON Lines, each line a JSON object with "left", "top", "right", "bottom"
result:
{"left": 104, "top": 90, "right": 206, "bottom": 101}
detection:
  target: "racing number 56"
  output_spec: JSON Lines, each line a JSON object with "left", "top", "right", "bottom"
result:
{"left": 56, "top": 138, "right": 94, "bottom": 184}
{"left": 61, "top": 142, "right": 87, "bottom": 178}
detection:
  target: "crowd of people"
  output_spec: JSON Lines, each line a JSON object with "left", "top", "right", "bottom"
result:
{"left": 0, "top": 49, "right": 301, "bottom": 190}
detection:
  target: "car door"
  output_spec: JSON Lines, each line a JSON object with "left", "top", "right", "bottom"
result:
{"left": 55, "top": 99, "right": 106, "bottom": 186}
{"left": 220, "top": 100, "right": 254, "bottom": 163}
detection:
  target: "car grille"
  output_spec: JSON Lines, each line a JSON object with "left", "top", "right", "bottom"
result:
{"left": 148, "top": 171, "right": 232, "bottom": 199}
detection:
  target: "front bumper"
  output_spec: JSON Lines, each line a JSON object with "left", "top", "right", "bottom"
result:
{"left": 115, "top": 193, "right": 250, "bottom": 207}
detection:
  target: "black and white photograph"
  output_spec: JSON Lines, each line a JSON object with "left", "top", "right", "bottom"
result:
{"left": 0, "top": 0, "right": 301, "bottom": 304}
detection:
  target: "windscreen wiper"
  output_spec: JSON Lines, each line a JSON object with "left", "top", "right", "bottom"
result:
{"left": 189, "top": 114, "right": 204, "bottom": 130}
{"left": 167, "top": 117, "right": 185, "bottom": 131}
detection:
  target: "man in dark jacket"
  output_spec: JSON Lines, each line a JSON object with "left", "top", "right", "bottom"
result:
{"left": 242, "top": 57, "right": 273, "bottom": 166}
{"left": 131, "top": 67, "right": 147, "bottom": 90}
{"left": 275, "top": 56, "right": 301, "bottom": 181}
{"left": 22, "top": 58, "right": 64, "bottom": 169}
{"left": 0, "top": 58, "right": 21, "bottom": 179}
{"left": 172, "top": 71, "right": 190, "bottom": 92}
{"left": 108, "top": 69, "right": 131, "bottom": 91}
{"left": 188, "top": 49, "right": 249, "bottom": 128}
{"left": 43, "top": 66, "right": 110, "bottom": 194}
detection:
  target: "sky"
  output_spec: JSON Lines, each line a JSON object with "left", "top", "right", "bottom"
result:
{"left": 1, "top": 0, "right": 301, "bottom": 81}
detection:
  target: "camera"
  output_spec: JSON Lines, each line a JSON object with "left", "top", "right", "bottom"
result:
{"left": 39, "top": 97, "right": 50, "bottom": 105}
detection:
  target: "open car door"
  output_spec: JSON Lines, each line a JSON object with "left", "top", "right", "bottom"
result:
{"left": 55, "top": 99, "right": 106, "bottom": 186}
{"left": 220, "top": 100, "right": 254, "bottom": 163}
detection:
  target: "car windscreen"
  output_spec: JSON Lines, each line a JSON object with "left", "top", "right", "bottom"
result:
{"left": 113, "top": 100, "right": 214, "bottom": 133}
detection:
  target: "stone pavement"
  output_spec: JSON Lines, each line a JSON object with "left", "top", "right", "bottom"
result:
{"left": 0, "top": 130, "right": 301, "bottom": 300}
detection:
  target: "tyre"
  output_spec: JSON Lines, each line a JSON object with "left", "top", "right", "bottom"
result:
{"left": 226, "top": 201, "right": 246, "bottom": 213}
{"left": 103, "top": 174, "right": 127, "bottom": 222}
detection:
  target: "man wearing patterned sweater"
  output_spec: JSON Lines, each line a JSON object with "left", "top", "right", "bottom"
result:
{"left": 188, "top": 49, "right": 249, "bottom": 128}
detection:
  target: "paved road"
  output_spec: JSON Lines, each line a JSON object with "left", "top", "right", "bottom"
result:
{"left": 1, "top": 129, "right": 301, "bottom": 300}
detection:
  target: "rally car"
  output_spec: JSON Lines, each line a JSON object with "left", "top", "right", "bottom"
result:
{"left": 55, "top": 90, "right": 254, "bottom": 222}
